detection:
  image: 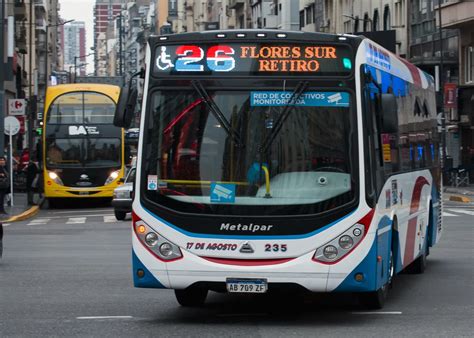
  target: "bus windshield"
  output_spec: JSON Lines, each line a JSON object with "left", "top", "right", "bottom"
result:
{"left": 143, "top": 84, "right": 357, "bottom": 216}
{"left": 46, "top": 138, "right": 121, "bottom": 168}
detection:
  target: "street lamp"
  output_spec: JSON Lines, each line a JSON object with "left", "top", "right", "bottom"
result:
{"left": 74, "top": 53, "right": 93, "bottom": 82}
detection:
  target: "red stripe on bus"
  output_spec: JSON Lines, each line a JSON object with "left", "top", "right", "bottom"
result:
{"left": 201, "top": 257, "right": 294, "bottom": 266}
{"left": 404, "top": 176, "right": 430, "bottom": 266}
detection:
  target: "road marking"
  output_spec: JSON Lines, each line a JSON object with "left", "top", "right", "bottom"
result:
{"left": 446, "top": 209, "right": 474, "bottom": 216}
{"left": 76, "top": 316, "right": 133, "bottom": 320}
{"left": 442, "top": 212, "right": 457, "bottom": 217}
{"left": 103, "top": 215, "right": 117, "bottom": 223}
{"left": 66, "top": 217, "right": 86, "bottom": 224}
{"left": 32, "top": 214, "right": 114, "bottom": 220}
{"left": 53, "top": 209, "right": 113, "bottom": 214}
{"left": 28, "top": 218, "right": 51, "bottom": 225}
{"left": 2, "top": 223, "right": 10, "bottom": 227}
{"left": 351, "top": 311, "right": 402, "bottom": 315}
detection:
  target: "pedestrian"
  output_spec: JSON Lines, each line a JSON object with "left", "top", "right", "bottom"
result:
{"left": 0, "top": 156, "right": 10, "bottom": 214}
{"left": 27, "top": 159, "right": 40, "bottom": 205}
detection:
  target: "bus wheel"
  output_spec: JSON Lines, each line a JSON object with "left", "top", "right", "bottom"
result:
{"left": 174, "top": 287, "right": 208, "bottom": 307}
{"left": 360, "top": 250, "right": 394, "bottom": 309}
{"left": 114, "top": 210, "right": 127, "bottom": 221}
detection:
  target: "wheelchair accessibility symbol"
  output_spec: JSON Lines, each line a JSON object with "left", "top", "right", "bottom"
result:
{"left": 156, "top": 46, "right": 174, "bottom": 70}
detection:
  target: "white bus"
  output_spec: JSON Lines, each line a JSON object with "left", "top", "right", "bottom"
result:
{"left": 115, "top": 30, "right": 442, "bottom": 309}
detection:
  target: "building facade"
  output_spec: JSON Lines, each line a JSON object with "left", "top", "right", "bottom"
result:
{"left": 438, "top": 0, "right": 474, "bottom": 177}
{"left": 94, "top": 0, "right": 126, "bottom": 76}
{"left": 63, "top": 22, "right": 87, "bottom": 77}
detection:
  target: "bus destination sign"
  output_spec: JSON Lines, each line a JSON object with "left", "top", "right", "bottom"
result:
{"left": 153, "top": 43, "right": 352, "bottom": 76}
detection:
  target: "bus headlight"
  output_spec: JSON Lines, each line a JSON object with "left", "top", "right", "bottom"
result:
{"left": 313, "top": 209, "right": 375, "bottom": 264}
{"left": 48, "top": 171, "right": 64, "bottom": 186}
{"left": 105, "top": 170, "right": 120, "bottom": 185}
{"left": 145, "top": 232, "right": 159, "bottom": 247}
{"left": 132, "top": 215, "right": 182, "bottom": 261}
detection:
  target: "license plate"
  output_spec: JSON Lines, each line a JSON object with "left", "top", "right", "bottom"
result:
{"left": 79, "top": 191, "right": 89, "bottom": 195}
{"left": 226, "top": 278, "right": 268, "bottom": 293}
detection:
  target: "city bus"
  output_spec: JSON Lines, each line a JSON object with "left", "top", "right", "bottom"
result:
{"left": 43, "top": 83, "right": 125, "bottom": 204}
{"left": 114, "top": 30, "right": 442, "bottom": 309}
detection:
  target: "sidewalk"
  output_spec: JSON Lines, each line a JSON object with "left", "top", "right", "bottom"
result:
{"left": 0, "top": 192, "right": 40, "bottom": 223}
{"left": 443, "top": 184, "right": 474, "bottom": 203}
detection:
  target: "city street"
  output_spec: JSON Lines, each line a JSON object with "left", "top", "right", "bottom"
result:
{"left": 1, "top": 203, "right": 473, "bottom": 337}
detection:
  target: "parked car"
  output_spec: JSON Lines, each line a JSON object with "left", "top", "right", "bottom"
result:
{"left": 112, "top": 167, "right": 135, "bottom": 220}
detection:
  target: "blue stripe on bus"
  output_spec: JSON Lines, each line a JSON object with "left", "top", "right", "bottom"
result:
{"left": 334, "top": 240, "right": 377, "bottom": 292}
{"left": 141, "top": 205, "right": 355, "bottom": 240}
{"left": 376, "top": 216, "right": 393, "bottom": 290}
{"left": 132, "top": 251, "right": 166, "bottom": 289}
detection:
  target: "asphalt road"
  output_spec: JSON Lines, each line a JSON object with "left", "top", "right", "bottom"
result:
{"left": 1, "top": 202, "right": 473, "bottom": 337}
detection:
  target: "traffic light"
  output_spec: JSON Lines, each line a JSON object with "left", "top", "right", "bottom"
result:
{"left": 36, "top": 128, "right": 42, "bottom": 135}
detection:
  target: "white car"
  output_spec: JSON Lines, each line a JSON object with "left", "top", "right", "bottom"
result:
{"left": 112, "top": 167, "right": 135, "bottom": 220}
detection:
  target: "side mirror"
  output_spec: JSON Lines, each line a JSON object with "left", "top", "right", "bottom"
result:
{"left": 114, "top": 69, "right": 144, "bottom": 128}
{"left": 380, "top": 93, "right": 398, "bottom": 133}
{"left": 118, "top": 178, "right": 125, "bottom": 183}
{"left": 114, "top": 86, "right": 137, "bottom": 128}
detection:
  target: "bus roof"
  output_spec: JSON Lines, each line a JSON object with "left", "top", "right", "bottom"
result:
{"left": 150, "top": 29, "right": 363, "bottom": 45}
{"left": 45, "top": 83, "right": 121, "bottom": 108}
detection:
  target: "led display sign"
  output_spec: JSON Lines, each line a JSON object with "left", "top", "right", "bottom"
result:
{"left": 153, "top": 43, "right": 353, "bottom": 76}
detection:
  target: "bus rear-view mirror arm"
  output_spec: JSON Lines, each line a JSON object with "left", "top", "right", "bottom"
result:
{"left": 114, "top": 69, "right": 145, "bottom": 128}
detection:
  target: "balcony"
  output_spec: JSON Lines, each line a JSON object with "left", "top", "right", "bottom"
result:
{"left": 14, "top": 0, "right": 27, "bottom": 20}
{"left": 229, "top": 0, "right": 245, "bottom": 9}
{"left": 34, "top": 0, "right": 46, "bottom": 12}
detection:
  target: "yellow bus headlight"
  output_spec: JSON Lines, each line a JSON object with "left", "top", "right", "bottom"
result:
{"left": 48, "top": 171, "right": 64, "bottom": 186}
{"left": 105, "top": 170, "right": 120, "bottom": 185}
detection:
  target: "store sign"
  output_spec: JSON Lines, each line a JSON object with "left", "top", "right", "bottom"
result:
{"left": 153, "top": 43, "right": 353, "bottom": 76}
{"left": 444, "top": 83, "right": 457, "bottom": 109}
{"left": 8, "top": 99, "right": 26, "bottom": 116}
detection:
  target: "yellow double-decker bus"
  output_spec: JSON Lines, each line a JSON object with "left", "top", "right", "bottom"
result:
{"left": 42, "top": 84, "right": 125, "bottom": 204}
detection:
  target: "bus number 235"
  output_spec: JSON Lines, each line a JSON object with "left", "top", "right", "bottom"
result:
{"left": 265, "top": 244, "right": 287, "bottom": 252}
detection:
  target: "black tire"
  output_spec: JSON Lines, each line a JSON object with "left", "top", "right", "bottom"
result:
{"left": 175, "top": 288, "right": 208, "bottom": 307}
{"left": 360, "top": 249, "right": 394, "bottom": 309}
{"left": 114, "top": 210, "right": 127, "bottom": 221}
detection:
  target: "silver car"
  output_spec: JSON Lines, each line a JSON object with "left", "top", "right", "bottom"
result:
{"left": 112, "top": 167, "right": 135, "bottom": 220}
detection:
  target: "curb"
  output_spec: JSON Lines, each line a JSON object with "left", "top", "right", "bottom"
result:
{"left": 2, "top": 205, "right": 40, "bottom": 223}
{"left": 449, "top": 195, "right": 472, "bottom": 203}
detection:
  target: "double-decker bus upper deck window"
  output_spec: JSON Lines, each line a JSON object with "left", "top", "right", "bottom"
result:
{"left": 47, "top": 92, "right": 116, "bottom": 124}
{"left": 153, "top": 43, "right": 353, "bottom": 77}
{"left": 142, "top": 84, "right": 357, "bottom": 216}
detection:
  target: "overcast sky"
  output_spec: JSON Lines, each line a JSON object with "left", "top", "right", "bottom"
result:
{"left": 59, "top": 0, "right": 95, "bottom": 73}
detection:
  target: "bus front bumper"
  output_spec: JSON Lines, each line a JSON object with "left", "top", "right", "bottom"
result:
{"left": 132, "top": 234, "right": 378, "bottom": 293}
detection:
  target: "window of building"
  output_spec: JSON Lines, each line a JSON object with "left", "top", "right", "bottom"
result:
{"left": 421, "top": 0, "right": 427, "bottom": 14}
{"left": 466, "top": 46, "right": 474, "bottom": 84}
{"left": 383, "top": 6, "right": 391, "bottom": 30}
{"left": 373, "top": 9, "right": 380, "bottom": 31}
{"left": 354, "top": 16, "right": 360, "bottom": 33}
{"left": 364, "top": 13, "right": 370, "bottom": 32}
{"left": 306, "top": 4, "right": 314, "bottom": 25}
{"left": 299, "top": 10, "right": 305, "bottom": 29}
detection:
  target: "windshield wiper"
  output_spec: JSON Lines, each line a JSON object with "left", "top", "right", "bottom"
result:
{"left": 259, "top": 81, "right": 309, "bottom": 153}
{"left": 191, "top": 80, "right": 244, "bottom": 147}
